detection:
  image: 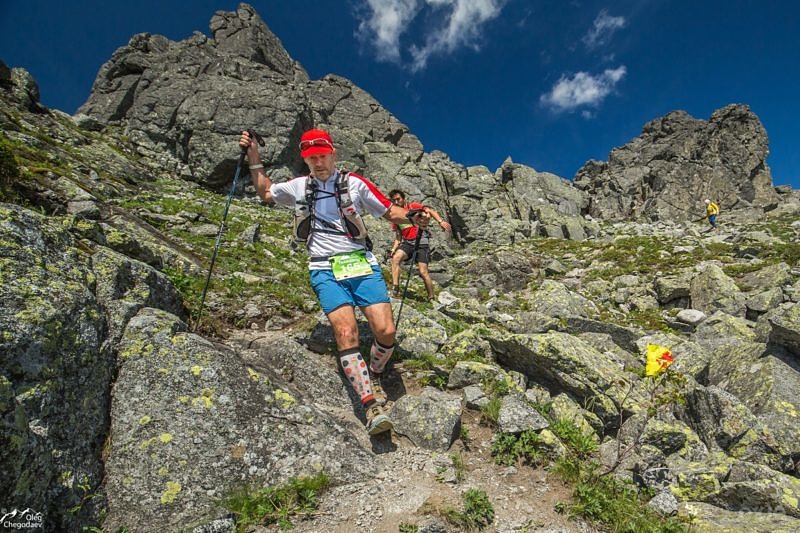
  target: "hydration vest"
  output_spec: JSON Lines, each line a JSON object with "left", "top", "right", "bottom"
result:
{"left": 293, "top": 170, "right": 371, "bottom": 250}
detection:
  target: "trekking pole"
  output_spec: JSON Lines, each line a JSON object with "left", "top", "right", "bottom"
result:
{"left": 194, "top": 129, "right": 264, "bottom": 332}
{"left": 394, "top": 227, "right": 423, "bottom": 330}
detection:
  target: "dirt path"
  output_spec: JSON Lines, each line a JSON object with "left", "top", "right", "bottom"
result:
{"left": 245, "top": 355, "right": 591, "bottom": 533}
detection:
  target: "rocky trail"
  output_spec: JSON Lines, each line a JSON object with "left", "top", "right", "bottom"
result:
{"left": 229, "top": 330, "right": 584, "bottom": 533}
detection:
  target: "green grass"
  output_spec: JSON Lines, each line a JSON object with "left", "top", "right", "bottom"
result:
{"left": 763, "top": 214, "right": 798, "bottom": 240}
{"left": 0, "top": 136, "right": 21, "bottom": 202}
{"left": 451, "top": 452, "right": 467, "bottom": 482}
{"left": 419, "top": 372, "right": 448, "bottom": 390}
{"left": 626, "top": 308, "right": 677, "bottom": 334}
{"left": 111, "top": 175, "right": 318, "bottom": 330}
{"left": 548, "top": 418, "right": 598, "bottom": 459}
{"left": 491, "top": 430, "right": 545, "bottom": 466}
{"left": 763, "top": 241, "right": 800, "bottom": 266}
{"left": 440, "top": 488, "right": 495, "bottom": 531}
{"left": 459, "top": 424, "right": 472, "bottom": 449}
{"left": 222, "top": 472, "right": 330, "bottom": 531}
{"left": 442, "top": 317, "right": 471, "bottom": 337}
{"left": 0, "top": 135, "right": 20, "bottom": 186}
{"left": 481, "top": 374, "right": 514, "bottom": 398}
{"left": 559, "top": 463, "right": 686, "bottom": 533}
{"left": 528, "top": 236, "right": 590, "bottom": 256}
{"left": 581, "top": 236, "right": 666, "bottom": 281}
{"left": 545, "top": 387, "right": 688, "bottom": 532}
{"left": 403, "top": 349, "right": 490, "bottom": 373}
{"left": 478, "top": 398, "right": 502, "bottom": 427}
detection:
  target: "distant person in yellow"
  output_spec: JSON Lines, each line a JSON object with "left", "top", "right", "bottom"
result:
{"left": 704, "top": 199, "right": 719, "bottom": 229}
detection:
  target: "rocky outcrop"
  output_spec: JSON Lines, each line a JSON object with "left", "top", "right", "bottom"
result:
{"left": 74, "top": 3, "right": 787, "bottom": 255}
{"left": 0, "top": 205, "right": 110, "bottom": 531}
{"left": 76, "top": 4, "right": 311, "bottom": 189}
{"left": 4, "top": 3, "right": 800, "bottom": 531}
{"left": 574, "top": 105, "right": 780, "bottom": 221}
{"left": 105, "top": 309, "right": 377, "bottom": 531}
{"left": 73, "top": 3, "right": 604, "bottom": 249}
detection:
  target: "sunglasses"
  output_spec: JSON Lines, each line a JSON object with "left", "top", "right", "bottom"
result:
{"left": 299, "top": 138, "right": 334, "bottom": 151}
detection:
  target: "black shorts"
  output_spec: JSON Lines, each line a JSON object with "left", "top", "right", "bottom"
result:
{"left": 398, "top": 242, "right": 430, "bottom": 264}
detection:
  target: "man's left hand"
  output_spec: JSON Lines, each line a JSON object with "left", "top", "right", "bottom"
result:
{"left": 409, "top": 209, "right": 430, "bottom": 227}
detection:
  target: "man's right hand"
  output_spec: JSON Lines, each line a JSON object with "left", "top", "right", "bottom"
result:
{"left": 238, "top": 131, "right": 251, "bottom": 150}
{"left": 239, "top": 131, "right": 261, "bottom": 162}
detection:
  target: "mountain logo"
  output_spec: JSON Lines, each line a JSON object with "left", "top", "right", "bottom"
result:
{"left": 1, "top": 507, "right": 44, "bottom": 529}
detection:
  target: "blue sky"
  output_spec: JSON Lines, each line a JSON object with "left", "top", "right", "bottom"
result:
{"left": 1, "top": 1, "right": 798, "bottom": 188}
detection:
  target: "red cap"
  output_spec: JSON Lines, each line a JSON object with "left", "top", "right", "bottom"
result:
{"left": 299, "top": 129, "right": 335, "bottom": 158}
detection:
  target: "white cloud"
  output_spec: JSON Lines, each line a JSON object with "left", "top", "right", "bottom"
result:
{"left": 357, "top": 0, "right": 506, "bottom": 71}
{"left": 359, "top": 0, "right": 421, "bottom": 62}
{"left": 539, "top": 66, "right": 627, "bottom": 112}
{"left": 582, "top": 10, "right": 626, "bottom": 49}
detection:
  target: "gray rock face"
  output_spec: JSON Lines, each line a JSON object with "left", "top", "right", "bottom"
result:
{"left": 760, "top": 303, "right": 800, "bottom": 357}
{"left": 1, "top": 204, "right": 109, "bottom": 530}
{"left": 488, "top": 330, "right": 639, "bottom": 423}
{"left": 391, "top": 387, "right": 462, "bottom": 451}
{"left": 209, "top": 5, "right": 300, "bottom": 78}
{"left": 497, "top": 394, "right": 549, "bottom": 434}
{"left": 683, "top": 386, "right": 784, "bottom": 469}
{"left": 724, "top": 354, "right": 800, "bottom": 463}
{"left": 524, "top": 280, "right": 598, "bottom": 319}
{"left": 91, "top": 247, "right": 185, "bottom": 345}
{"left": 7, "top": 66, "right": 45, "bottom": 113}
{"left": 105, "top": 308, "right": 377, "bottom": 531}
{"left": 77, "top": 4, "right": 311, "bottom": 189}
{"left": 574, "top": 105, "right": 779, "bottom": 221}
{"left": 73, "top": 4, "right": 604, "bottom": 251}
{"left": 690, "top": 263, "right": 747, "bottom": 317}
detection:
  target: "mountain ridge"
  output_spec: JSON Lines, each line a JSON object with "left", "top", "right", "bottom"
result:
{"left": 1, "top": 3, "right": 799, "bottom": 532}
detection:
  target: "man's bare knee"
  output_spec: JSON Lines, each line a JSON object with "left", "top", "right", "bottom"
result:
{"left": 374, "top": 321, "right": 396, "bottom": 341}
{"left": 333, "top": 324, "right": 359, "bottom": 347}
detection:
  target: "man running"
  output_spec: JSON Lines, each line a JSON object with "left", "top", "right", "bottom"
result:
{"left": 240, "top": 128, "right": 429, "bottom": 435}
{"left": 387, "top": 189, "right": 450, "bottom": 301}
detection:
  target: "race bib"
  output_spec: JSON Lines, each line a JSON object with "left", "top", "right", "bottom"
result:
{"left": 330, "top": 250, "right": 373, "bottom": 280}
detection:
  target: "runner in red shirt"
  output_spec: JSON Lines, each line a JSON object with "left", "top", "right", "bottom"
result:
{"left": 387, "top": 189, "right": 451, "bottom": 301}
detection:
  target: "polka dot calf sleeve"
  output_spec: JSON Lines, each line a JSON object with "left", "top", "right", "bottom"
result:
{"left": 339, "top": 348, "right": 374, "bottom": 406}
{"left": 369, "top": 339, "right": 394, "bottom": 375}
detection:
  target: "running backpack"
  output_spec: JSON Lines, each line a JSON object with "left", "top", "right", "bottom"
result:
{"left": 293, "top": 170, "right": 372, "bottom": 250}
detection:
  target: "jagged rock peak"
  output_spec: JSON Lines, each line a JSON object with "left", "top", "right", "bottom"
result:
{"left": 0, "top": 58, "right": 12, "bottom": 89}
{"left": 0, "top": 60, "right": 45, "bottom": 113}
{"left": 210, "top": 3, "right": 300, "bottom": 77}
{"left": 574, "top": 103, "right": 779, "bottom": 222}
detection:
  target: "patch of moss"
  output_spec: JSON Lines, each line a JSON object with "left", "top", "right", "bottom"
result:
{"left": 160, "top": 481, "right": 182, "bottom": 504}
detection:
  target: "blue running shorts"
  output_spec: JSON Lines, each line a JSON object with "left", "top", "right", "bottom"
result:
{"left": 310, "top": 265, "right": 390, "bottom": 315}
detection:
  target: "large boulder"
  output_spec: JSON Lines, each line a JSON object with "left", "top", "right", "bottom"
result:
{"left": 1, "top": 205, "right": 109, "bottom": 530}
{"left": 690, "top": 263, "right": 747, "bottom": 317}
{"left": 104, "top": 308, "right": 377, "bottom": 531}
{"left": 574, "top": 105, "right": 780, "bottom": 221}
{"left": 488, "top": 330, "right": 642, "bottom": 423}
{"left": 390, "top": 387, "right": 462, "bottom": 451}
{"left": 723, "top": 353, "right": 800, "bottom": 467}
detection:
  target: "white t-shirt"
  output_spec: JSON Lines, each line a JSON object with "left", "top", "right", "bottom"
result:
{"left": 270, "top": 170, "right": 391, "bottom": 270}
